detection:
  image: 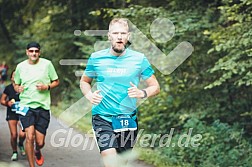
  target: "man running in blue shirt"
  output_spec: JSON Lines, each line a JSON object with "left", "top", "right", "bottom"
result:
{"left": 80, "top": 18, "right": 160, "bottom": 167}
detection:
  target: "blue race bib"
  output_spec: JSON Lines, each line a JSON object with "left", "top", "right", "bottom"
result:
{"left": 11, "top": 101, "right": 20, "bottom": 112}
{"left": 15, "top": 105, "right": 29, "bottom": 116}
{"left": 112, "top": 115, "right": 137, "bottom": 132}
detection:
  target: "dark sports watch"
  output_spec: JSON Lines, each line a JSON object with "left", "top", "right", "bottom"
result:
{"left": 141, "top": 89, "right": 147, "bottom": 99}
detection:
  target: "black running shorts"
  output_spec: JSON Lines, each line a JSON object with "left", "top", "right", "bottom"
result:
{"left": 6, "top": 110, "right": 19, "bottom": 121}
{"left": 19, "top": 107, "right": 50, "bottom": 135}
{"left": 92, "top": 115, "right": 138, "bottom": 153}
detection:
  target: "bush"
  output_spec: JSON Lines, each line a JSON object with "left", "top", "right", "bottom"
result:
{"left": 137, "top": 118, "right": 252, "bottom": 167}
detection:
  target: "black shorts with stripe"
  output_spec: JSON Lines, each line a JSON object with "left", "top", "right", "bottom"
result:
{"left": 92, "top": 115, "right": 138, "bottom": 153}
{"left": 19, "top": 107, "right": 50, "bottom": 135}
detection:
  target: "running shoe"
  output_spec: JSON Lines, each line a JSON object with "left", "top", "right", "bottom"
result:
{"left": 18, "top": 145, "right": 26, "bottom": 156}
{"left": 11, "top": 152, "right": 18, "bottom": 161}
{"left": 35, "top": 150, "right": 44, "bottom": 166}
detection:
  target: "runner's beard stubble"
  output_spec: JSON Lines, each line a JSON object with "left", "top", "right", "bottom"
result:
{"left": 112, "top": 41, "right": 131, "bottom": 54}
{"left": 112, "top": 45, "right": 125, "bottom": 53}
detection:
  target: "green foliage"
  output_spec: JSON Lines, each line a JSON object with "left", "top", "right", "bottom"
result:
{"left": 137, "top": 119, "right": 252, "bottom": 167}
{"left": 206, "top": 0, "right": 252, "bottom": 88}
{"left": 1, "top": 0, "right": 252, "bottom": 166}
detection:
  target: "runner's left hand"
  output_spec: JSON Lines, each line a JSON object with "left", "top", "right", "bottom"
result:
{"left": 36, "top": 83, "right": 48, "bottom": 91}
{"left": 128, "top": 82, "right": 144, "bottom": 98}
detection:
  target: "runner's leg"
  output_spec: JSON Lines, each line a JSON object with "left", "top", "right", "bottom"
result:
{"left": 25, "top": 125, "right": 35, "bottom": 167}
{"left": 8, "top": 120, "right": 18, "bottom": 152}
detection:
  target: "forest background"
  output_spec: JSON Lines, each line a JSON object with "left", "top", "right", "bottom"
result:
{"left": 0, "top": 0, "right": 251, "bottom": 166}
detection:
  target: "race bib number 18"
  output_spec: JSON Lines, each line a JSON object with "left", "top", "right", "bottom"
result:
{"left": 112, "top": 115, "right": 137, "bottom": 132}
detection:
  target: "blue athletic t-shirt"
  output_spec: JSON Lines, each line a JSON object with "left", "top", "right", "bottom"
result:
{"left": 85, "top": 48, "right": 154, "bottom": 122}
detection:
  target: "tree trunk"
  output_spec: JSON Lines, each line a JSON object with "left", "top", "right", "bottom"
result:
{"left": 0, "top": 11, "right": 12, "bottom": 44}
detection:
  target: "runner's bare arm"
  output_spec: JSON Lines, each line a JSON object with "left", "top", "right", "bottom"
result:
{"left": 142, "top": 74, "right": 160, "bottom": 98}
{"left": 80, "top": 73, "right": 93, "bottom": 97}
{"left": 49, "top": 79, "right": 60, "bottom": 90}
{"left": 80, "top": 74, "right": 102, "bottom": 105}
{"left": 0, "top": 93, "right": 14, "bottom": 107}
{"left": 128, "top": 74, "right": 160, "bottom": 98}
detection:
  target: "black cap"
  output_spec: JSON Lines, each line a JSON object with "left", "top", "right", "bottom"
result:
{"left": 26, "top": 42, "right": 40, "bottom": 50}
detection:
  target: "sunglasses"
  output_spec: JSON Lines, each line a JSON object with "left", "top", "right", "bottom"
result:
{"left": 28, "top": 49, "right": 40, "bottom": 53}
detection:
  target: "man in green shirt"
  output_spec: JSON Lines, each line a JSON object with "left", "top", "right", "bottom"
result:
{"left": 14, "top": 42, "right": 59, "bottom": 167}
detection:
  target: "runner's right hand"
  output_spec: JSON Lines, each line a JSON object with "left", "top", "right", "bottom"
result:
{"left": 7, "top": 99, "right": 15, "bottom": 107}
{"left": 86, "top": 90, "right": 103, "bottom": 105}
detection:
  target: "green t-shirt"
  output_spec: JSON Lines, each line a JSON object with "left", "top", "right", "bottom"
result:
{"left": 14, "top": 58, "right": 58, "bottom": 110}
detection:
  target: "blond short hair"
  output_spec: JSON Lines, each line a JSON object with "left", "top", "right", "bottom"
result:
{"left": 109, "top": 18, "right": 129, "bottom": 32}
